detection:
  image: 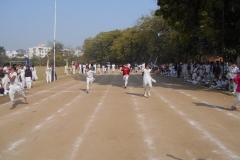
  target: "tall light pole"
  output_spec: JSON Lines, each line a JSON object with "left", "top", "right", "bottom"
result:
{"left": 53, "top": 0, "right": 57, "bottom": 81}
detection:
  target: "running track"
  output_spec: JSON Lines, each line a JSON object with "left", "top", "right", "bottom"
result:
{"left": 0, "top": 73, "right": 239, "bottom": 160}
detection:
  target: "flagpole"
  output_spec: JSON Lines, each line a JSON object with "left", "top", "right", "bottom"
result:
{"left": 53, "top": 0, "right": 56, "bottom": 81}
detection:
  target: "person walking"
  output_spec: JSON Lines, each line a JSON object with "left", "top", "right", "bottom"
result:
{"left": 18, "top": 64, "right": 25, "bottom": 89}
{"left": 142, "top": 64, "right": 156, "bottom": 97}
{"left": 85, "top": 67, "right": 95, "bottom": 93}
{"left": 46, "top": 64, "right": 52, "bottom": 83}
{"left": 8, "top": 66, "right": 28, "bottom": 107}
{"left": 121, "top": 64, "right": 130, "bottom": 88}
{"left": 31, "top": 65, "right": 38, "bottom": 81}
{"left": 231, "top": 73, "right": 240, "bottom": 110}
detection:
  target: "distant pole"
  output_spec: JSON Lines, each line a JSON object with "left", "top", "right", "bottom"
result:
{"left": 53, "top": 0, "right": 57, "bottom": 81}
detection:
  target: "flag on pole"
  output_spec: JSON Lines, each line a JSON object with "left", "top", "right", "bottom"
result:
{"left": 26, "top": 56, "right": 30, "bottom": 66}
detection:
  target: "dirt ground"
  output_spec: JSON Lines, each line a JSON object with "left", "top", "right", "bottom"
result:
{"left": 0, "top": 72, "right": 239, "bottom": 160}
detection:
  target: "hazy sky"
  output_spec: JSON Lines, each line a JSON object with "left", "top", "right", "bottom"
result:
{"left": 0, "top": 0, "right": 158, "bottom": 51}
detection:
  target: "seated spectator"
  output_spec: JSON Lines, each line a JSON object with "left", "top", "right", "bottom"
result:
{"left": 229, "top": 79, "right": 234, "bottom": 92}
{"left": 210, "top": 76, "right": 222, "bottom": 89}
{"left": 199, "top": 76, "right": 206, "bottom": 86}
{"left": 221, "top": 76, "right": 229, "bottom": 90}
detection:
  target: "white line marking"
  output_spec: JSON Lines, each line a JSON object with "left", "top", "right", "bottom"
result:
{"left": 7, "top": 139, "right": 26, "bottom": 152}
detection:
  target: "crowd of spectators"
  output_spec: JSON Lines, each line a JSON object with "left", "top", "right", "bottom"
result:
{"left": 155, "top": 60, "right": 240, "bottom": 93}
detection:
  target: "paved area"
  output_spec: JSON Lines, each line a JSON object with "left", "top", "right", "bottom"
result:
{"left": 0, "top": 73, "right": 239, "bottom": 160}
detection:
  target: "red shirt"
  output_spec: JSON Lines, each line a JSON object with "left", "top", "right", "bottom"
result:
{"left": 121, "top": 66, "right": 130, "bottom": 76}
{"left": 233, "top": 74, "right": 240, "bottom": 92}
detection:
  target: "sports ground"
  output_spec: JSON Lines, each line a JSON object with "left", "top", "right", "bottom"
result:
{"left": 0, "top": 72, "right": 239, "bottom": 160}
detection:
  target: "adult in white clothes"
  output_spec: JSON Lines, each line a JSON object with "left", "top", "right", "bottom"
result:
{"left": 82, "top": 64, "right": 86, "bottom": 74}
{"left": 85, "top": 67, "right": 95, "bottom": 93}
{"left": 31, "top": 65, "right": 38, "bottom": 81}
{"left": 72, "top": 64, "right": 76, "bottom": 74}
{"left": 142, "top": 64, "right": 156, "bottom": 97}
{"left": 8, "top": 66, "right": 28, "bottom": 107}
{"left": 18, "top": 64, "right": 25, "bottom": 89}
{"left": 97, "top": 64, "right": 101, "bottom": 74}
{"left": 2, "top": 63, "right": 10, "bottom": 94}
{"left": 46, "top": 65, "right": 52, "bottom": 83}
{"left": 79, "top": 64, "right": 82, "bottom": 74}
{"left": 64, "top": 65, "right": 70, "bottom": 77}
{"left": 112, "top": 64, "right": 115, "bottom": 74}
{"left": 93, "top": 64, "right": 97, "bottom": 73}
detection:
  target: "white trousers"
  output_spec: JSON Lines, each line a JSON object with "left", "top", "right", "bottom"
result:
{"left": 9, "top": 85, "right": 26, "bottom": 102}
{"left": 46, "top": 74, "right": 51, "bottom": 83}
{"left": 233, "top": 92, "right": 240, "bottom": 107}
{"left": 25, "top": 77, "right": 32, "bottom": 89}
{"left": 123, "top": 75, "right": 129, "bottom": 87}
{"left": 86, "top": 78, "right": 94, "bottom": 91}
{"left": 2, "top": 77, "right": 10, "bottom": 92}
{"left": 83, "top": 68, "right": 86, "bottom": 74}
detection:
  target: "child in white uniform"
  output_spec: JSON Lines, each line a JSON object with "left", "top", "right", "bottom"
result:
{"left": 86, "top": 67, "right": 95, "bottom": 93}
{"left": 8, "top": 67, "right": 28, "bottom": 107}
{"left": 142, "top": 64, "right": 156, "bottom": 97}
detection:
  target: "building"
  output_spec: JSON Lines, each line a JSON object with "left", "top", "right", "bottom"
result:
{"left": 28, "top": 44, "right": 51, "bottom": 58}
{"left": 74, "top": 49, "right": 84, "bottom": 57}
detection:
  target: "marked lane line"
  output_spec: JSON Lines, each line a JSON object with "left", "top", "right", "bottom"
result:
{"left": 176, "top": 90, "right": 240, "bottom": 119}
{"left": 1, "top": 75, "right": 108, "bottom": 157}
{"left": 0, "top": 79, "right": 75, "bottom": 107}
{"left": 154, "top": 91, "right": 240, "bottom": 160}
{"left": 70, "top": 75, "right": 117, "bottom": 160}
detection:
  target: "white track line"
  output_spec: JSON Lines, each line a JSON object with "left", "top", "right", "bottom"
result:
{"left": 129, "top": 87, "right": 161, "bottom": 160}
{"left": 70, "top": 75, "right": 117, "bottom": 160}
{"left": 154, "top": 91, "right": 240, "bottom": 160}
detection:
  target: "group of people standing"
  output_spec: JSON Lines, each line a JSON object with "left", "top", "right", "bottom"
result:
{"left": 1, "top": 63, "right": 38, "bottom": 95}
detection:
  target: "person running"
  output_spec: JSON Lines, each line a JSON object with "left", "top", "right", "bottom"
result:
{"left": 142, "top": 64, "right": 156, "bottom": 97}
{"left": 121, "top": 64, "right": 130, "bottom": 88}
{"left": 85, "top": 67, "right": 95, "bottom": 93}
{"left": 2, "top": 63, "right": 10, "bottom": 94}
{"left": 231, "top": 72, "right": 240, "bottom": 110}
{"left": 8, "top": 66, "right": 28, "bottom": 107}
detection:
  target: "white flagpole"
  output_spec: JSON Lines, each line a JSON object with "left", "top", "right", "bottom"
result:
{"left": 53, "top": 0, "right": 56, "bottom": 81}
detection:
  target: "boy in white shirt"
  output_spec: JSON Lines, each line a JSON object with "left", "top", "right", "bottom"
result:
{"left": 85, "top": 67, "right": 95, "bottom": 93}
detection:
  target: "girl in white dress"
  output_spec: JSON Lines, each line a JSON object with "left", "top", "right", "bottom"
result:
{"left": 86, "top": 67, "right": 95, "bottom": 93}
{"left": 142, "top": 64, "right": 156, "bottom": 97}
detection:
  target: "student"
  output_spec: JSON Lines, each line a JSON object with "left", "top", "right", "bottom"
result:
{"left": 25, "top": 66, "right": 32, "bottom": 89}
{"left": 64, "top": 65, "right": 70, "bottom": 77}
{"left": 230, "top": 62, "right": 239, "bottom": 93}
{"left": 112, "top": 63, "right": 115, "bottom": 74}
{"left": 142, "top": 64, "right": 156, "bottom": 97}
{"left": 18, "top": 64, "right": 25, "bottom": 89}
{"left": 2, "top": 63, "right": 10, "bottom": 94}
{"left": 85, "top": 67, "right": 95, "bottom": 93}
{"left": 210, "top": 76, "right": 222, "bottom": 89}
{"left": 121, "top": 64, "right": 130, "bottom": 88}
{"left": 31, "top": 65, "right": 38, "bottom": 81}
{"left": 231, "top": 73, "right": 240, "bottom": 110}
{"left": 8, "top": 66, "right": 28, "bottom": 107}
{"left": 46, "top": 64, "right": 52, "bottom": 83}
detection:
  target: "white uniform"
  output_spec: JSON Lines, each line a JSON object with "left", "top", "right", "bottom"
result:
{"left": 46, "top": 67, "right": 52, "bottom": 83}
{"left": 64, "top": 66, "right": 70, "bottom": 76}
{"left": 112, "top": 64, "right": 115, "bottom": 73}
{"left": 142, "top": 68, "right": 156, "bottom": 96}
{"left": 72, "top": 65, "right": 76, "bottom": 74}
{"left": 86, "top": 70, "right": 95, "bottom": 92}
{"left": 8, "top": 71, "right": 26, "bottom": 103}
{"left": 97, "top": 64, "right": 101, "bottom": 74}
{"left": 79, "top": 64, "right": 82, "bottom": 74}
{"left": 2, "top": 66, "right": 10, "bottom": 94}
{"left": 82, "top": 64, "right": 86, "bottom": 74}
{"left": 18, "top": 68, "right": 25, "bottom": 89}
{"left": 31, "top": 67, "right": 38, "bottom": 80}
{"left": 93, "top": 64, "right": 97, "bottom": 73}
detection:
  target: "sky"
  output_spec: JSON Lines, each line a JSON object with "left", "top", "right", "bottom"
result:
{"left": 0, "top": 0, "right": 158, "bottom": 51}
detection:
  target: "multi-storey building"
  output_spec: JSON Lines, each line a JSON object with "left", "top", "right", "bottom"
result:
{"left": 28, "top": 44, "right": 51, "bottom": 58}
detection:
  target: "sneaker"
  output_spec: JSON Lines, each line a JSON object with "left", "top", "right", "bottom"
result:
{"left": 124, "top": 86, "right": 127, "bottom": 89}
{"left": 144, "top": 94, "right": 147, "bottom": 97}
{"left": 231, "top": 106, "right": 237, "bottom": 111}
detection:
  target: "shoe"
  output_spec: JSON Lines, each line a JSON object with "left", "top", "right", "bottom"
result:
{"left": 86, "top": 90, "right": 89, "bottom": 93}
{"left": 124, "top": 86, "right": 127, "bottom": 89}
{"left": 231, "top": 106, "right": 237, "bottom": 111}
{"left": 11, "top": 101, "right": 15, "bottom": 107}
{"left": 148, "top": 92, "right": 151, "bottom": 96}
{"left": 144, "top": 94, "right": 147, "bottom": 97}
